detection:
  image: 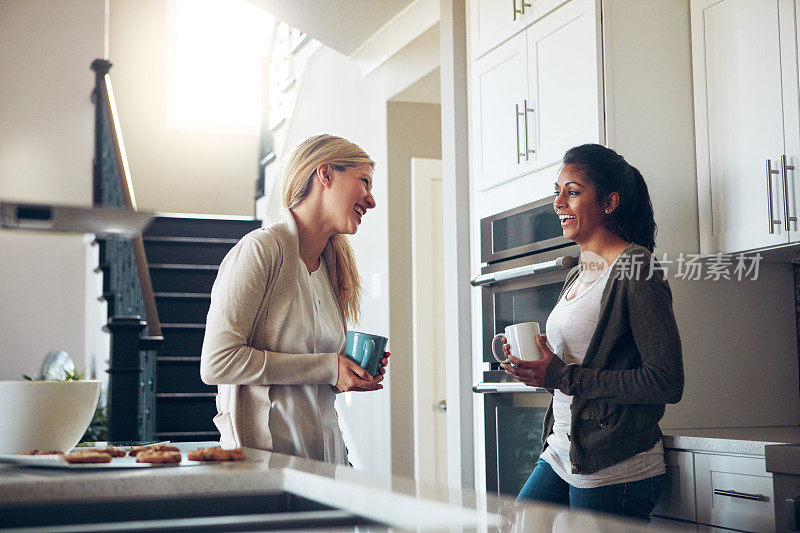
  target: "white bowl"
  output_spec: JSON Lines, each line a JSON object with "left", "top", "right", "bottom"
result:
{"left": 0, "top": 380, "right": 101, "bottom": 454}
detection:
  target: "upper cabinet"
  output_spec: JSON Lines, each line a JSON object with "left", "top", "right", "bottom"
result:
{"left": 469, "top": 0, "right": 527, "bottom": 59}
{"left": 471, "top": 33, "right": 530, "bottom": 191}
{"left": 469, "top": 0, "right": 570, "bottom": 59}
{"left": 526, "top": 1, "right": 602, "bottom": 172}
{"left": 692, "top": 0, "right": 800, "bottom": 254}
{"left": 470, "top": 0, "right": 602, "bottom": 192}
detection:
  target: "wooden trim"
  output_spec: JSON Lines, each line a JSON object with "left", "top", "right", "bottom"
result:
{"left": 98, "top": 73, "right": 161, "bottom": 337}
{"left": 133, "top": 236, "right": 161, "bottom": 336}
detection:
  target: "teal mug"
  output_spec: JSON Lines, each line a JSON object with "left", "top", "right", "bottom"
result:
{"left": 345, "top": 331, "right": 388, "bottom": 377}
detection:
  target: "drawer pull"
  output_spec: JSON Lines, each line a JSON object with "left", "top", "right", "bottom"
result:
{"left": 713, "top": 489, "right": 764, "bottom": 502}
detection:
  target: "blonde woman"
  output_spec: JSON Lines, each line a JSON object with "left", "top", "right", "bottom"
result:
{"left": 201, "top": 134, "right": 388, "bottom": 465}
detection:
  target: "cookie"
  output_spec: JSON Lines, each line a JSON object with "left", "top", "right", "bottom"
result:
{"left": 187, "top": 446, "right": 245, "bottom": 461}
{"left": 201, "top": 447, "right": 218, "bottom": 460}
{"left": 136, "top": 449, "right": 182, "bottom": 463}
{"left": 186, "top": 449, "right": 205, "bottom": 461}
{"left": 21, "top": 450, "right": 63, "bottom": 456}
{"left": 128, "top": 444, "right": 180, "bottom": 456}
{"left": 212, "top": 447, "right": 245, "bottom": 461}
{"left": 95, "top": 446, "right": 126, "bottom": 457}
{"left": 63, "top": 450, "right": 112, "bottom": 463}
{"left": 186, "top": 446, "right": 217, "bottom": 461}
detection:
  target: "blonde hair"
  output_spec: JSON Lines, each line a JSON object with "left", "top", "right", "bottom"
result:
{"left": 281, "top": 134, "right": 374, "bottom": 326}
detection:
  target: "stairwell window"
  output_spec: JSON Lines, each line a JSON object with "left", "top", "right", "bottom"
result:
{"left": 167, "top": 0, "right": 274, "bottom": 135}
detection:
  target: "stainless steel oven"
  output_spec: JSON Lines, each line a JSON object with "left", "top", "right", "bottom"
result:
{"left": 471, "top": 196, "right": 580, "bottom": 496}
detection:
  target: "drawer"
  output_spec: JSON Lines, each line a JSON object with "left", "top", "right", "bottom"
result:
{"left": 694, "top": 453, "right": 774, "bottom": 532}
{"left": 653, "top": 450, "right": 697, "bottom": 522}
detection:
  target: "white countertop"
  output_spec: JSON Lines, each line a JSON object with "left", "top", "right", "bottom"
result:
{"left": 0, "top": 442, "right": 687, "bottom": 532}
{"left": 663, "top": 425, "right": 800, "bottom": 455}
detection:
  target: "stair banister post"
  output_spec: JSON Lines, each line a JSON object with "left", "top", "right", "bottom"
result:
{"left": 105, "top": 315, "right": 146, "bottom": 442}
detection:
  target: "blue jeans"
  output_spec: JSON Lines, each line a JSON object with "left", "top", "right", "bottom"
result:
{"left": 517, "top": 458, "right": 666, "bottom": 522}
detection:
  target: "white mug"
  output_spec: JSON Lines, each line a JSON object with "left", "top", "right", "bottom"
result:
{"left": 491, "top": 322, "right": 542, "bottom": 363}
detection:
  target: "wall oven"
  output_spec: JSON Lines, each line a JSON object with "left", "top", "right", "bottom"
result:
{"left": 470, "top": 196, "right": 580, "bottom": 496}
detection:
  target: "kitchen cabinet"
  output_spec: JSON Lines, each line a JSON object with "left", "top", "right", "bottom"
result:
{"left": 469, "top": 0, "right": 569, "bottom": 60}
{"left": 525, "top": 0, "right": 602, "bottom": 173}
{"left": 694, "top": 452, "right": 775, "bottom": 532}
{"left": 470, "top": 33, "right": 530, "bottom": 192}
{"left": 654, "top": 449, "right": 775, "bottom": 532}
{"left": 692, "top": 0, "right": 800, "bottom": 254}
{"left": 654, "top": 450, "right": 697, "bottom": 523}
{"left": 469, "top": 0, "right": 602, "bottom": 193}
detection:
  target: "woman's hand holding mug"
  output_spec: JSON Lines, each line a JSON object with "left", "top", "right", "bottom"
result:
{"left": 500, "top": 334, "right": 554, "bottom": 387}
{"left": 336, "top": 354, "right": 384, "bottom": 392}
{"left": 336, "top": 351, "right": 390, "bottom": 392}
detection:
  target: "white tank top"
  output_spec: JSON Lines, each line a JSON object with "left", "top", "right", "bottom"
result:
{"left": 267, "top": 257, "right": 348, "bottom": 464}
{"left": 539, "top": 262, "right": 665, "bottom": 488}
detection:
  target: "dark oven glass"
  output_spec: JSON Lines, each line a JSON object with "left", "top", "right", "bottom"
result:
{"left": 494, "top": 282, "right": 562, "bottom": 337}
{"left": 492, "top": 206, "right": 563, "bottom": 254}
{"left": 481, "top": 196, "right": 569, "bottom": 264}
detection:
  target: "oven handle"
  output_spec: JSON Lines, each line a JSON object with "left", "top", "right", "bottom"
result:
{"left": 472, "top": 382, "right": 548, "bottom": 393}
{"left": 469, "top": 255, "right": 578, "bottom": 287}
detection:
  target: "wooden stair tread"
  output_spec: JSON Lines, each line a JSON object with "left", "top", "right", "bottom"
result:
{"left": 156, "top": 392, "right": 216, "bottom": 398}
{"left": 143, "top": 236, "right": 239, "bottom": 244}
{"left": 154, "top": 292, "right": 211, "bottom": 299}
{"left": 149, "top": 264, "right": 219, "bottom": 270}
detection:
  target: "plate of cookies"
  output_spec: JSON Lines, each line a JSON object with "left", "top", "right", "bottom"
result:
{"left": 0, "top": 444, "right": 248, "bottom": 469}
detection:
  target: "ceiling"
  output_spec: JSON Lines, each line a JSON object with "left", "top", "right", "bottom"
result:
{"left": 246, "top": 0, "right": 418, "bottom": 56}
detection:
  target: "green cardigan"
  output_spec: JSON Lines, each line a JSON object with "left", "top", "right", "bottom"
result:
{"left": 541, "top": 243, "right": 684, "bottom": 475}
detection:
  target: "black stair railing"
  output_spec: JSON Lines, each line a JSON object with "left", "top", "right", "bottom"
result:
{"left": 91, "top": 58, "right": 162, "bottom": 442}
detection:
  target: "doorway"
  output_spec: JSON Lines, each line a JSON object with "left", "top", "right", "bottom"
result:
{"left": 411, "top": 157, "right": 446, "bottom": 487}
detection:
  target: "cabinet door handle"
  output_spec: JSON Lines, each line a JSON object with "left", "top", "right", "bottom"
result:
{"left": 781, "top": 154, "right": 797, "bottom": 232}
{"left": 767, "top": 159, "right": 781, "bottom": 234}
{"left": 513, "top": 0, "right": 531, "bottom": 20}
{"left": 713, "top": 489, "right": 764, "bottom": 502}
{"left": 524, "top": 100, "right": 535, "bottom": 158}
{"left": 515, "top": 103, "right": 525, "bottom": 163}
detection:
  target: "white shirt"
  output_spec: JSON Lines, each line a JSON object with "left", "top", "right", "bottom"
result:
{"left": 539, "top": 262, "right": 666, "bottom": 488}
{"left": 267, "top": 257, "right": 348, "bottom": 464}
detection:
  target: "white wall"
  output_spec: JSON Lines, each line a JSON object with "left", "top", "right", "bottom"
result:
{"left": 386, "top": 102, "right": 442, "bottom": 478}
{"left": 0, "top": 0, "right": 105, "bottom": 380}
{"left": 108, "top": 0, "right": 258, "bottom": 216}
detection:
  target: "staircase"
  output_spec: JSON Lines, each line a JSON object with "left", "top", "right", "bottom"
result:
{"left": 142, "top": 215, "right": 261, "bottom": 442}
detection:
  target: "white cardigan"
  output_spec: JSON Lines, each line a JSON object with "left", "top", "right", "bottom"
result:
{"left": 200, "top": 214, "right": 344, "bottom": 451}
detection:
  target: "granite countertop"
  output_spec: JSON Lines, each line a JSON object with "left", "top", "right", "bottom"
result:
{"left": 662, "top": 425, "right": 800, "bottom": 455}
{"left": 0, "top": 442, "right": 683, "bottom": 532}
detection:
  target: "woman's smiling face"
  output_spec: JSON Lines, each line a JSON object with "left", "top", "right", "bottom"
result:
{"left": 326, "top": 163, "right": 375, "bottom": 235}
{"left": 553, "top": 164, "right": 609, "bottom": 245}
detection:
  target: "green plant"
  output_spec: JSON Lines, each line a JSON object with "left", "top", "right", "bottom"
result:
{"left": 82, "top": 402, "right": 108, "bottom": 442}
{"left": 22, "top": 368, "right": 87, "bottom": 381}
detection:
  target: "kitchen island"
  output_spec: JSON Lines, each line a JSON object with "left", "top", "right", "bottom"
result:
{"left": 0, "top": 442, "right": 685, "bottom": 532}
